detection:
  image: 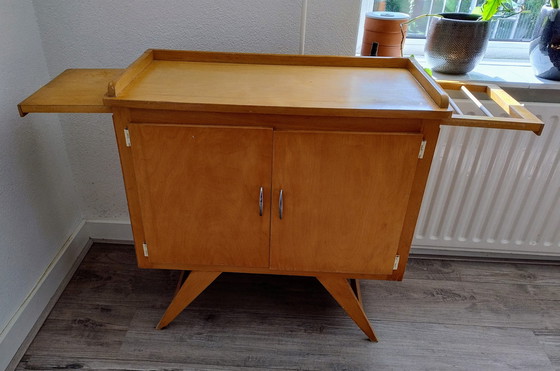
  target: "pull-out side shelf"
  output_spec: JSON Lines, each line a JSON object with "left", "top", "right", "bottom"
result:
{"left": 437, "top": 80, "right": 544, "bottom": 135}
{"left": 18, "top": 69, "right": 123, "bottom": 117}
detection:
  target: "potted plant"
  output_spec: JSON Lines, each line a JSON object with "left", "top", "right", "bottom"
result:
{"left": 529, "top": 0, "right": 560, "bottom": 80}
{"left": 406, "top": 0, "right": 522, "bottom": 74}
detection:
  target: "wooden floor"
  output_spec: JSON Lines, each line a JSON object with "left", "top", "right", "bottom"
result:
{"left": 17, "top": 243, "right": 560, "bottom": 370}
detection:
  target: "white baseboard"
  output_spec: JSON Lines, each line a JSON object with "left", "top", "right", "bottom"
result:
{"left": 1, "top": 220, "right": 92, "bottom": 371}
{"left": 411, "top": 244, "right": 560, "bottom": 262}
{"left": 87, "top": 219, "right": 133, "bottom": 243}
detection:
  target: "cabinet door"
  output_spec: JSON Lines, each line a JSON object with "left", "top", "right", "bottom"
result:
{"left": 128, "top": 124, "right": 272, "bottom": 268}
{"left": 270, "top": 131, "right": 423, "bottom": 275}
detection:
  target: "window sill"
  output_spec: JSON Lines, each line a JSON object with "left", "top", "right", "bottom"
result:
{"left": 401, "top": 39, "right": 560, "bottom": 102}
{"left": 412, "top": 57, "right": 560, "bottom": 103}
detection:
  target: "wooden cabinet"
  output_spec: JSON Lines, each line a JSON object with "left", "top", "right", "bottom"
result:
{"left": 128, "top": 125, "right": 423, "bottom": 276}
{"left": 18, "top": 49, "right": 543, "bottom": 341}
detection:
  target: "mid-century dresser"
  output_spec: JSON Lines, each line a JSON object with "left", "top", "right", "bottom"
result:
{"left": 19, "top": 50, "right": 543, "bottom": 340}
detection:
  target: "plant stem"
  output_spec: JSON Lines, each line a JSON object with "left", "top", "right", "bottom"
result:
{"left": 399, "top": 14, "right": 443, "bottom": 57}
{"left": 402, "top": 13, "right": 443, "bottom": 26}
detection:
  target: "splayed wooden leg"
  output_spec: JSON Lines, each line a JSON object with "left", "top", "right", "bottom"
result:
{"left": 349, "top": 278, "right": 363, "bottom": 304}
{"left": 156, "top": 271, "right": 221, "bottom": 329}
{"left": 174, "top": 270, "right": 187, "bottom": 295}
{"left": 317, "top": 276, "right": 378, "bottom": 342}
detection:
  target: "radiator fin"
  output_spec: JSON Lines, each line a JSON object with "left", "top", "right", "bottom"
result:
{"left": 414, "top": 102, "right": 560, "bottom": 256}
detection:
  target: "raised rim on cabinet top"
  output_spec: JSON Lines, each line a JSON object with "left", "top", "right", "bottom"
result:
{"left": 103, "top": 49, "right": 452, "bottom": 118}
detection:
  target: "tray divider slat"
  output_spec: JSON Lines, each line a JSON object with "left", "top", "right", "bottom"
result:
{"left": 448, "top": 98, "right": 464, "bottom": 115}
{"left": 460, "top": 85, "right": 494, "bottom": 117}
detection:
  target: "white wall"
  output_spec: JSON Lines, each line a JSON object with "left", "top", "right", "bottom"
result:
{"left": 305, "top": 0, "right": 362, "bottom": 55}
{"left": 31, "top": 0, "right": 362, "bottom": 220}
{"left": 0, "top": 1, "right": 82, "bottom": 368}
{"left": 0, "top": 2, "right": 362, "bottom": 364}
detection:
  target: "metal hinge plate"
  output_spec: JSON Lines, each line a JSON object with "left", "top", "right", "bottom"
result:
{"left": 124, "top": 128, "right": 131, "bottom": 147}
{"left": 393, "top": 255, "right": 400, "bottom": 270}
{"left": 142, "top": 242, "right": 148, "bottom": 257}
{"left": 418, "top": 140, "right": 427, "bottom": 159}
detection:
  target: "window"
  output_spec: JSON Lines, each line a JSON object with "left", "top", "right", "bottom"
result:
{"left": 357, "top": 0, "right": 548, "bottom": 59}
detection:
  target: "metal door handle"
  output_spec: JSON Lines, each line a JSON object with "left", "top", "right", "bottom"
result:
{"left": 279, "top": 189, "right": 283, "bottom": 220}
{"left": 259, "top": 187, "right": 264, "bottom": 216}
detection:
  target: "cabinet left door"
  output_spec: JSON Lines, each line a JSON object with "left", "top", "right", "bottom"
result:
{"left": 128, "top": 124, "right": 273, "bottom": 268}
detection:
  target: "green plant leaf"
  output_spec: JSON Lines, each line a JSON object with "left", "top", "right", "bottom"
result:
{"left": 478, "top": 0, "right": 522, "bottom": 20}
{"left": 472, "top": 6, "right": 483, "bottom": 15}
{"left": 481, "top": 0, "right": 503, "bottom": 20}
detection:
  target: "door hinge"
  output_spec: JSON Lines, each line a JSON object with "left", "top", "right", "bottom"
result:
{"left": 418, "top": 140, "right": 427, "bottom": 159}
{"left": 124, "top": 128, "right": 131, "bottom": 147}
{"left": 142, "top": 242, "right": 149, "bottom": 257}
{"left": 393, "top": 255, "right": 400, "bottom": 270}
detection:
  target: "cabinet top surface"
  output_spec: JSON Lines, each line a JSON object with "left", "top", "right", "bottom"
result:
{"left": 16, "top": 50, "right": 542, "bottom": 134}
{"left": 101, "top": 50, "right": 452, "bottom": 119}
{"left": 110, "top": 60, "right": 445, "bottom": 115}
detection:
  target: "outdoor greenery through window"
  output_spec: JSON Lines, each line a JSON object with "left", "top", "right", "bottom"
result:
{"left": 365, "top": 0, "right": 548, "bottom": 41}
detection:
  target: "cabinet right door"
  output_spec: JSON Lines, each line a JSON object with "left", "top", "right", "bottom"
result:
{"left": 270, "top": 130, "right": 423, "bottom": 275}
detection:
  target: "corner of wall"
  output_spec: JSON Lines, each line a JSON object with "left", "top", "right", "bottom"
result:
{"left": 0, "top": 221, "right": 91, "bottom": 371}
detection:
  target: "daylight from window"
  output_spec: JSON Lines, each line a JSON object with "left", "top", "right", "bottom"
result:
{"left": 363, "top": 0, "right": 548, "bottom": 41}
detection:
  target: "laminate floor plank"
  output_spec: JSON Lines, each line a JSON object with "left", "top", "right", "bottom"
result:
{"left": 22, "top": 301, "right": 134, "bottom": 359}
{"left": 181, "top": 273, "right": 560, "bottom": 329}
{"left": 406, "top": 258, "right": 560, "bottom": 286}
{"left": 16, "top": 243, "right": 560, "bottom": 370}
{"left": 75, "top": 243, "right": 138, "bottom": 268}
{"left": 24, "top": 320, "right": 126, "bottom": 359}
{"left": 535, "top": 329, "right": 560, "bottom": 370}
{"left": 359, "top": 279, "right": 560, "bottom": 329}
{"left": 114, "top": 309, "right": 555, "bottom": 370}
{"left": 16, "top": 355, "right": 273, "bottom": 371}
{"left": 55, "top": 265, "right": 181, "bottom": 308}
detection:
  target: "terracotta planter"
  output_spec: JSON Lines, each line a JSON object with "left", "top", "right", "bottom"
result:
{"left": 529, "top": 7, "right": 560, "bottom": 81}
{"left": 361, "top": 11, "right": 409, "bottom": 57}
{"left": 424, "top": 13, "right": 490, "bottom": 74}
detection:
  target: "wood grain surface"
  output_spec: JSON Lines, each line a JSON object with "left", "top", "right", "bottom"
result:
{"left": 437, "top": 80, "right": 544, "bottom": 134}
{"left": 105, "top": 59, "right": 450, "bottom": 118}
{"left": 317, "top": 276, "right": 377, "bottom": 342}
{"left": 16, "top": 243, "right": 560, "bottom": 370}
{"left": 128, "top": 124, "right": 272, "bottom": 268}
{"left": 18, "top": 69, "right": 123, "bottom": 116}
{"left": 156, "top": 271, "right": 221, "bottom": 330}
{"left": 270, "top": 131, "right": 423, "bottom": 275}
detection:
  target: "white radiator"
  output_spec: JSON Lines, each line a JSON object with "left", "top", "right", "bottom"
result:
{"left": 413, "top": 102, "right": 560, "bottom": 258}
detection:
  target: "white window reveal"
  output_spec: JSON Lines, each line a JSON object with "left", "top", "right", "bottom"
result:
{"left": 357, "top": 0, "right": 547, "bottom": 61}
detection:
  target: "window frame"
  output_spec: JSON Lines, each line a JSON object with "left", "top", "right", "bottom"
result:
{"left": 356, "top": 0, "right": 535, "bottom": 62}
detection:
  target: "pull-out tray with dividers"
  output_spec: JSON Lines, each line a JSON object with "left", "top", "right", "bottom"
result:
{"left": 438, "top": 80, "right": 543, "bottom": 135}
